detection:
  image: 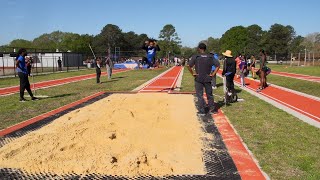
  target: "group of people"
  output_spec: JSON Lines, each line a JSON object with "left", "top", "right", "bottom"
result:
{"left": 95, "top": 56, "right": 113, "bottom": 84}
{"left": 188, "top": 43, "right": 269, "bottom": 115}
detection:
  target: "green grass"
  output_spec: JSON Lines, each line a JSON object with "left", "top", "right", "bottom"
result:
{"left": 0, "top": 68, "right": 166, "bottom": 130}
{"left": 0, "top": 69, "right": 97, "bottom": 88}
{"left": 266, "top": 75, "right": 320, "bottom": 98}
{"left": 267, "top": 64, "right": 320, "bottom": 77}
{"left": 181, "top": 67, "right": 320, "bottom": 180}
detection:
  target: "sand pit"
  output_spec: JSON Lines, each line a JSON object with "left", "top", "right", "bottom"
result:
{"left": 0, "top": 93, "right": 210, "bottom": 177}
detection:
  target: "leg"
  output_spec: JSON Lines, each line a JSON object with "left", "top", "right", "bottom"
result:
{"left": 24, "top": 74, "right": 34, "bottom": 97}
{"left": 18, "top": 72, "right": 25, "bottom": 99}
{"left": 195, "top": 81, "right": 205, "bottom": 113}
{"left": 260, "top": 71, "right": 265, "bottom": 89}
{"left": 96, "top": 70, "right": 100, "bottom": 83}
{"left": 204, "top": 82, "right": 215, "bottom": 110}
{"left": 212, "top": 74, "right": 216, "bottom": 87}
{"left": 106, "top": 65, "right": 111, "bottom": 79}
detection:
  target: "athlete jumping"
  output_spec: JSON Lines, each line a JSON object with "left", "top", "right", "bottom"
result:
{"left": 141, "top": 39, "right": 160, "bottom": 69}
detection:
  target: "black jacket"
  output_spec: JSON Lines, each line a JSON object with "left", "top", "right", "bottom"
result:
{"left": 222, "top": 57, "right": 236, "bottom": 75}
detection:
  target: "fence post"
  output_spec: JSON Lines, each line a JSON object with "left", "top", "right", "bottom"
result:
{"left": 78, "top": 54, "right": 80, "bottom": 70}
{"left": 1, "top": 56, "right": 4, "bottom": 76}
{"left": 53, "top": 53, "right": 55, "bottom": 73}
{"left": 313, "top": 52, "right": 315, "bottom": 66}
{"left": 66, "top": 54, "right": 69, "bottom": 72}
{"left": 41, "top": 54, "right": 44, "bottom": 73}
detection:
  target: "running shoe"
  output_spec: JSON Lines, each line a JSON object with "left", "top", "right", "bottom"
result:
{"left": 19, "top": 98, "right": 27, "bottom": 102}
{"left": 212, "top": 86, "right": 217, "bottom": 89}
{"left": 32, "top": 97, "right": 39, "bottom": 101}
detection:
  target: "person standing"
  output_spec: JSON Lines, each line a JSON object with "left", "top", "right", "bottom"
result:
{"left": 57, "top": 57, "right": 62, "bottom": 71}
{"left": 235, "top": 54, "right": 242, "bottom": 79}
{"left": 26, "top": 56, "right": 32, "bottom": 76}
{"left": 16, "top": 48, "right": 38, "bottom": 102}
{"left": 249, "top": 55, "right": 256, "bottom": 79}
{"left": 141, "top": 39, "right": 160, "bottom": 69}
{"left": 222, "top": 50, "right": 236, "bottom": 95}
{"left": 187, "top": 43, "right": 219, "bottom": 115}
{"left": 96, "top": 58, "right": 102, "bottom": 84}
{"left": 257, "top": 49, "right": 268, "bottom": 92}
{"left": 105, "top": 55, "right": 113, "bottom": 80}
{"left": 209, "top": 51, "right": 220, "bottom": 89}
{"left": 239, "top": 56, "right": 247, "bottom": 87}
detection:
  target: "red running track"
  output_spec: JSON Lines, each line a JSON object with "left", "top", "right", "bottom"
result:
{"left": 0, "top": 69, "right": 129, "bottom": 96}
{"left": 139, "top": 66, "right": 183, "bottom": 92}
{"left": 271, "top": 70, "right": 320, "bottom": 83}
{"left": 218, "top": 70, "right": 320, "bottom": 123}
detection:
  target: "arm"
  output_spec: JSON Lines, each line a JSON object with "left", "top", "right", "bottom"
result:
{"left": 16, "top": 59, "right": 21, "bottom": 70}
{"left": 155, "top": 45, "right": 160, "bottom": 51}
{"left": 210, "top": 58, "right": 220, "bottom": 76}
{"left": 187, "top": 55, "right": 198, "bottom": 77}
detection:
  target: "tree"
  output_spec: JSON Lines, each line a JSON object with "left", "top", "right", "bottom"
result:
{"left": 246, "top": 24, "right": 264, "bottom": 56}
{"left": 158, "top": 24, "right": 181, "bottom": 58}
{"left": 9, "top": 39, "right": 33, "bottom": 49}
{"left": 33, "top": 31, "right": 66, "bottom": 51}
{"left": 180, "top": 46, "right": 196, "bottom": 58}
{"left": 302, "top": 32, "right": 320, "bottom": 52}
{"left": 289, "top": 36, "right": 305, "bottom": 53}
{"left": 93, "top": 24, "right": 125, "bottom": 53}
{"left": 204, "top": 37, "right": 220, "bottom": 53}
{"left": 220, "top": 26, "right": 249, "bottom": 55}
{"left": 264, "top": 24, "right": 296, "bottom": 56}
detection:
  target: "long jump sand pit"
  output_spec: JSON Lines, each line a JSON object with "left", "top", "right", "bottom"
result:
{"left": 0, "top": 93, "right": 211, "bottom": 177}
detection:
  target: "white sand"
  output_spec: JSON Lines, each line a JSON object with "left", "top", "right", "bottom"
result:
{"left": 0, "top": 93, "right": 208, "bottom": 177}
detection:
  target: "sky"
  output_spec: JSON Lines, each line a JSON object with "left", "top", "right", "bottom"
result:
{"left": 0, "top": 0, "right": 319, "bottom": 47}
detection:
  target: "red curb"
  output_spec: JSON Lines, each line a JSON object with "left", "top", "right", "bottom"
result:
{"left": 0, "top": 69, "right": 129, "bottom": 96}
{"left": 213, "top": 110, "right": 266, "bottom": 180}
{"left": 0, "top": 92, "right": 105, "bottom": 137}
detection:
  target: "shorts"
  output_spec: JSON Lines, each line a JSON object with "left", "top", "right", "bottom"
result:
{"left": 251, "top": 63, "right": 255, "bottom": 68}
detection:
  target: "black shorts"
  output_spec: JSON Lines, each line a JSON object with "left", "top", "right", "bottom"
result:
{"left": 251, "top": 63, "right": 255, "bottom": 68}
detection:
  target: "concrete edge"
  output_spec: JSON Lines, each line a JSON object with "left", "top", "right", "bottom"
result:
{"left": 217, "top": 74, "right": 320, "bottom": 128}
{"left": 174, "top": 67, "right": 184, "bottom": 91}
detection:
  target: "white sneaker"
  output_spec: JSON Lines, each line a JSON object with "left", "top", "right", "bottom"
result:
{"left": 212, "top": 86, "right": 217, "bottom": 89}
{"left": 227, "top": 92, "right": 232, "bottom": 96}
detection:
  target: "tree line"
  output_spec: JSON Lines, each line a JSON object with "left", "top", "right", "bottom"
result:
{"left": 1, "top": 23, "right": 319, "bottom": 59}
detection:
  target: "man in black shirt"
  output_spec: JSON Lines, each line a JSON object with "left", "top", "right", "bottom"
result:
{"left": 188, "top": 43, "right": 220, "bottom": 115}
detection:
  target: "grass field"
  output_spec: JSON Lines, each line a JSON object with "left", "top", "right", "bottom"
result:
{"left": 181, "top": 68, "right": 320, "bottom": 180}
{"left": 267, "top": 64, "right": 320, "bottom": 77}
{"left": 0, "top": 68, "right": 166, "bottom": 130}
{"left": 266, "top": 74, "right": 320, "bottom": 98}
{"left": 0, "top": 69, "right": 96, "bottom": 88}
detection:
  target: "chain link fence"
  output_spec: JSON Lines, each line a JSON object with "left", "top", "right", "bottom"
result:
{"left": 0, "top": 52, "right": 85, "bottom": 77}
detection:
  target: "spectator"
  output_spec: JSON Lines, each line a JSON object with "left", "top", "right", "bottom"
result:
{"left": 26, "top": 56, "right": 32, "bottom": 76}
{"left": 105, "top": 56, "right": 113, "bottom": 80}
{"left": 96, "top": 58, "right": 102, "bottom": 84}
{"left": 187, "top": 43, "right": 219, "bottom": 115}
{"left": 57, "top": 57, "right": 62, "bottom": 71}
{"left": 15, "top": 48, "right": 38, "bottom": 102}
{"left": 209, "top": 51, "right": 220, "bottom": 89}
{"left": 239, "top": 56, "right": 247, "bottom": 87}
{"left": 222, "top": 50, "right": 236, "bottom": 96}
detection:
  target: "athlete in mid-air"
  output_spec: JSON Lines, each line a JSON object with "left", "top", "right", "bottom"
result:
{"left": 141, "top": 39, "right": 160, "bottom": 69}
